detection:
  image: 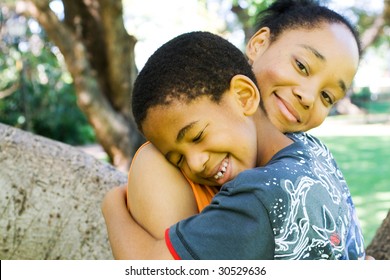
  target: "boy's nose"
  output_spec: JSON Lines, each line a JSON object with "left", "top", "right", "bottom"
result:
{"left": 293, "top": 88, "right": 315, "bottom": 109}
{"left": 186, "top": 152, "right": 208, "bottom": 174}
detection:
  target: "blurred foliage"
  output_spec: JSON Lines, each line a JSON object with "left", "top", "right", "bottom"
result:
{"left": 227, "top": 0, "right": 388, "bottom": 45}
{"left": 0, "top": 7, "right": 95, "bottom": 145}
{"left": 230, "top": 0, "right": 274, "bottom": 34}
{"left": 351, "top": 87, "right": 390, "bottom": 114}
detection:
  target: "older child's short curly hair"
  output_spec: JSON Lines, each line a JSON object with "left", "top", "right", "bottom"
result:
{"left": 131, "top": 31, "right": 257, "bottom": 130}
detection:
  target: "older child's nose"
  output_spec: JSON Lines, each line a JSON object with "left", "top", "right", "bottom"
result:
{"left": 293, "top": 88, "right": 315, "bottom": 109}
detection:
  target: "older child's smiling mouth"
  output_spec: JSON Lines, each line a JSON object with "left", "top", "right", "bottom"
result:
{"left": 274, "top": 94, "right": 301, "bottom": 123}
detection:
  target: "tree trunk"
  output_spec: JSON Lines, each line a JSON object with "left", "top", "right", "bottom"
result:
{"left": 366, "top": 211, "right": 390, "bottom": 260}
{"left": 15, "top": 0, "right": 144, "bottom": 172}
{"left": 0, "top": 123, "right": 127, "bottom": 259}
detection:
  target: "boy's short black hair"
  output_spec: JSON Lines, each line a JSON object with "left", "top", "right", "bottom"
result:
{"left": 132, "top": 31, "right": 257, "bottom": 129}
{"left": 255, "top": 0, "right": 362, "bottom": 56}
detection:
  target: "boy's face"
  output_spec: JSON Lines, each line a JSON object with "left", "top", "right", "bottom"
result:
{"left": 141, "top": 94, "right": 259, "bottom": 186}
{"left": 247, "top": 23, "right": 359, "bottom": 132}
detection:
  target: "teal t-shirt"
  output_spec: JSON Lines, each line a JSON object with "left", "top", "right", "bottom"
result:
{"left": 166, "top": 132, "right": 365, "bottom": 260}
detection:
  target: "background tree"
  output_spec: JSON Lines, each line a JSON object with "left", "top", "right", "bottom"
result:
{"left": 0, "top": 123, "right": 127, "bottom": 259}
{"left": 226, "top": 0, "right": 390, "bottom": 51}
{"left": 4, "top": 0, "right": 144, "bottom": 172}
{"left": 356, "top": 0, "right": 390, "bottom": 50}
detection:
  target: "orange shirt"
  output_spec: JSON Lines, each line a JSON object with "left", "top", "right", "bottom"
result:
{"left": 128, "top": 142, "right": 218, "bottom": 212}
{"left": 181, "top": 172, "right": 218, "bottom": 212}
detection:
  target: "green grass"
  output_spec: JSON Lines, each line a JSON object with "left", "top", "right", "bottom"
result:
{"left": 318, "top": 136, "right": 390, "bottom": 245}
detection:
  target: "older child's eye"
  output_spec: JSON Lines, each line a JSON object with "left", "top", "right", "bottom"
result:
{"left": 296, "top": 60, "right": 308, "bottom": 76}
{"left": 322, "top": 91, "right": 334, "bottom": 105}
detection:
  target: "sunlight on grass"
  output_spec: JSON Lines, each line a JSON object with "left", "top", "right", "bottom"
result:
{"left": 318, "top": 136, "right": 390, "bottom": 245}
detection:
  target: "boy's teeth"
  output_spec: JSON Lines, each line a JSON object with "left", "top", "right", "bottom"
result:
{"left": 214, "top": 172, "right": 223, "bottom": 179}
{"left": 214, "top": 159, "right": 228, "bottom": 180}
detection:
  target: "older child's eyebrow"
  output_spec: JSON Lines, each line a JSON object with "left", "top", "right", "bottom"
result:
{"left": 338, "top": 80, "right": 347, "bottom": 93}
{"left": 300, "top": 44, "right": 325, "bottom": 61}
{"left": 176, "top": 121, "right": 199, "bottom": 142}
{"left": 301, "top": 44, "right": 347, "bottom": 94}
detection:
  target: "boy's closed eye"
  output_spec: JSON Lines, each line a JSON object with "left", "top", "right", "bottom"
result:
{"left": 192, "top": 125, "right": 208, "bottom": 143}
{"left": 173, "top": 125, "right": 208, "bottom": 167}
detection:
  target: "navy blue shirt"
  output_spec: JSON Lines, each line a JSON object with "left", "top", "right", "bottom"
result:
{"left": 166, "top": 132, "right": 365, "bottom": 260}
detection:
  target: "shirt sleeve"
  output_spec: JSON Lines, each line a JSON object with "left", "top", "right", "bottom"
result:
{"left": 165, "top": 181, "right": 275, "bottom": 260}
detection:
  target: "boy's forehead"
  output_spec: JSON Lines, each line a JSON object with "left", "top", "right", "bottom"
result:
{"left": 142, "top": 109, "right": 178, "bottom": 150}
{"left": 141, "top": 99, "right": 211, "bottom": 155}
{"left": 142, "top": 99, "right": 202, "bottom": 141}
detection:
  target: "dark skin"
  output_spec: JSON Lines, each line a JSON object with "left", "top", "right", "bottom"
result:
{"left": 126, "top": 24, "right": 361, "bottom": 242}
{"left": 102, "top": 75, "right": 373, "bottom": 259}
{"left": 103, "top": 75, "right": 294, "bottom": 259}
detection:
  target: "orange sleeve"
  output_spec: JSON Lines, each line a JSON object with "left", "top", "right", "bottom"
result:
{"left": 181, "top": 172, "right": 218, "bottom": 212}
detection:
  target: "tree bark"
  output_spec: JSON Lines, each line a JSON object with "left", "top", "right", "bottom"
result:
{"left": 15, "top": 0, "right": 144, "bottom": 172}
{"left": 0, "top": 123, "right": 127, "bottom": 259}
{"left": 366, "top": 211, "right": 390, "bottom": 260}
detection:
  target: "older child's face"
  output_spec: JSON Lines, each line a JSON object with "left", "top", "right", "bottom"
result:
{"left": 141, "top": 95, "right": 258, "bottom": 186}
{"left": 247, "top": 23, "right": 359, "bottom": 132}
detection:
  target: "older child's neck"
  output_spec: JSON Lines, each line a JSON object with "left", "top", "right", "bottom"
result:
{"left": 255, "top": 114, "right": 293, "bottom": 167}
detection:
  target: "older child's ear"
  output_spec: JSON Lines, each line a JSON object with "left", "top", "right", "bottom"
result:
{"left": 246, "top": 27, "right": 271, "bottom": 64}
{"left": 230, "top": 75, "right": 260, "bottom": 116}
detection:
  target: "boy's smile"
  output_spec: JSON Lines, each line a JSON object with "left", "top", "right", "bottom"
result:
{"left": 141, "top": 94, "right": 259, "bottom": 186}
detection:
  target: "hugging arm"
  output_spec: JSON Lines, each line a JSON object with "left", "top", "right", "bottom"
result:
{"left": 127, "top": 143, "right": 198, "bottom": 239}
{"left": 102, "top": 182, "right": 274, "bottom": 260}
{"left": 102, "top": 185, "right": 173, "bottom": 259}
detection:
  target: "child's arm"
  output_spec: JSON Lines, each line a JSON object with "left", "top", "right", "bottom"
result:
{"left": 127, "top": 143, "right": 198, "bottom": 239}
{"left": 102, "top": 185, "right": 173, "bottom": 259}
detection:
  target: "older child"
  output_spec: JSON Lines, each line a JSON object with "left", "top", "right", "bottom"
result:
{"left": 102, "top": 30, "right": 364, "bottom": 259}
{"left": 126, "top": 0, "right": 362, "bottom": 241}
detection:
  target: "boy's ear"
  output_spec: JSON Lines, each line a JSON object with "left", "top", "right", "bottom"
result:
{"left": 230, "top": 75, "right": 260, "bottom": 116}
{"left": 246, "top": 27, "right": 271, "bottom": 64}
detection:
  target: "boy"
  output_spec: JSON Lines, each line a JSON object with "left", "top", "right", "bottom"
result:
{"left": 102, "top": 31, "right": 365, "bottom": 259}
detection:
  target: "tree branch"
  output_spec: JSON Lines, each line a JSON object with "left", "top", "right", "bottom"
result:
{"left": 0, "top": 82, "right": 19, "bottom": 99}
{"left": 360, "top": 0, "right": 390, "bottom": 51}
{"left": 18, "top": 0, "right": 141, "bottom": 171}
{"left": 99, "top": 0, "right": 137, "bottom": 119}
